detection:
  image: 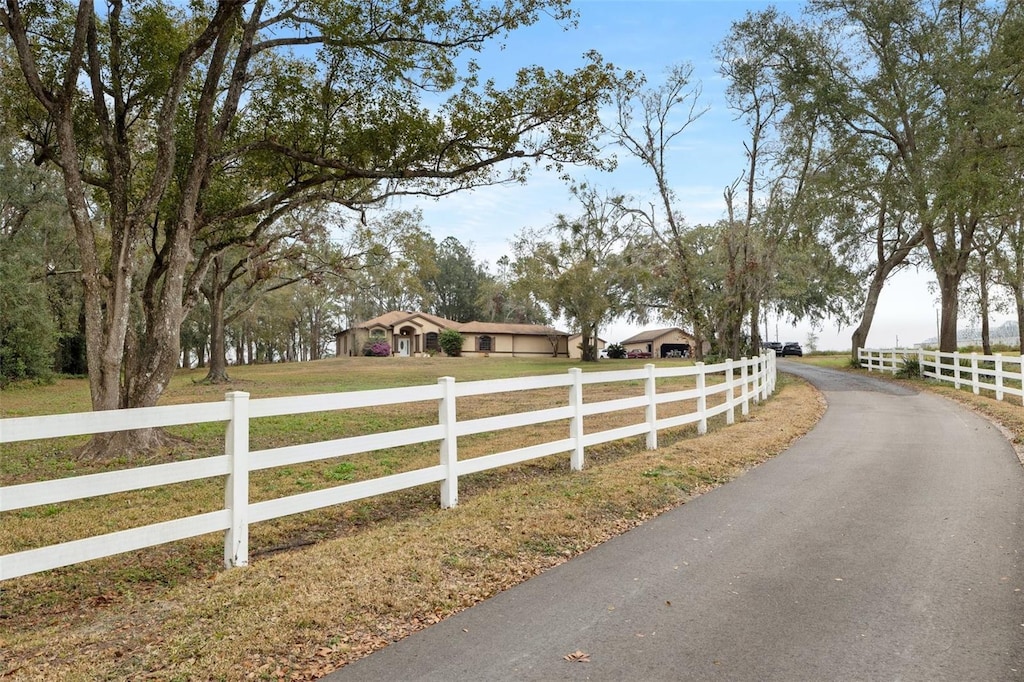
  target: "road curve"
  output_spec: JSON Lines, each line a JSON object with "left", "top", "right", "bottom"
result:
{"left": 324, "top": 362, "right": 1024, "bottom": 681}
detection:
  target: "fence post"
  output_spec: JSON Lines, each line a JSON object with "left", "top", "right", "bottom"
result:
{"left": 954, "top": 351, "right": 961, "bottom": 390}
{"left": 645, "top": 363, "right": 658, "bottom": 450}
{"left": 438, "top": 376, "right": 458, "bottom": 509}
{"left": 696, "top": 362, "right": 708, "bottom": 435}
{"left": 1020, "top": 354, "right": 1024, "bottom": 406}
{"left": 569, "top": 368, "right": 585, "bottom": 470}
{"left": 751, "top": 356, "right": 761, "bottom": 404}
{"left": 995, "top": 354, "right": 1004, "bottom": 401}
{"left": 726, "top": 359, "right": 736, "bottom": 425}
{"left": 971, "top": 353, "right": 980, "bottom": 395}
{"left": 740, "top": 357, "right": 750, "bottom": 416}
{"left": 760, "top": 354, "right": 770, "bottom": 401}
{"left": 918, "top": 348, "right": 925, "bottom": 378}
{"left": 224, "top": 391, "right": 250, "bottom": 569}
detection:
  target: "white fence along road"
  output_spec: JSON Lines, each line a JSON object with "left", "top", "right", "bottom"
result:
{"left": 859, "top": 347, "right": 1024, "bottom": 403}
{"left": 1, "top": 355, "right": 775, "bottom": 581}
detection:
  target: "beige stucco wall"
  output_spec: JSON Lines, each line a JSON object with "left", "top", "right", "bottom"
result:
{"left": 461, "top": 333, "right": 568, "bottom": 357}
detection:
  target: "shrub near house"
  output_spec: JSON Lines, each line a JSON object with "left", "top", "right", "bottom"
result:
{"left": 439, "top": 330, "right": 464, "bottom": 357}
{"left": 366, "top": 342, "right": 392, "bottom": 357}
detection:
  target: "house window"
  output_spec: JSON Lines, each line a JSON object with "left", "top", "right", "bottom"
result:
{"left": 425, "top": 332, "right": 439, "bottom": 351}
{"left": 477, "top": 335, "right": 493, "bottom": 352}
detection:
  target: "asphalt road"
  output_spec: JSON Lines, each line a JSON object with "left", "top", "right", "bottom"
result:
{"left": 324, "top": 362, "right": 1024, "bottom": 681}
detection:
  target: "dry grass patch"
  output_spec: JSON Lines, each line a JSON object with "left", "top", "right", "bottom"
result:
{"left": 1, "top": 374, "right": 822, "bottom": 680}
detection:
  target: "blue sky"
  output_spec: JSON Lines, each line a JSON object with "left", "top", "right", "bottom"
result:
{"left": 397, "top": 0, "right": 945, "bottom": 351}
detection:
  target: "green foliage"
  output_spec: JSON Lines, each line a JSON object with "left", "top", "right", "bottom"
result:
{"left": 0, "top": 262, "right": 56, "bottom": 385}
{"left": 895, "top": 357, "right": 922, "bottom": 379}
{"left": 605, "top": 343, "right": 626, "bottom": 359}
{"left": 343, "top": 211, "right": 437, "bottom": 321}
{"left": 426, "top": 236, "right": 488, "bottom": 322}
{"left": 438, "top": 329, "right": 465, "bottom": 357}
{"left": 513, "top": 185, "right": 640, "bottom": 362}
{"left": 0, "top": 143, "right": 72, "bottom": 385}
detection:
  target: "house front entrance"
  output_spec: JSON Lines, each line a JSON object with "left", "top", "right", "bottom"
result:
{"left": 397, "top": 337, "right": 411, "bottom": 356}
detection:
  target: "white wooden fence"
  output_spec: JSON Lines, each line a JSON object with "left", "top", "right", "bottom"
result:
{"left": 858, "top": 347, "right": 1024, "bottom": 403}
{"left": 1, "top": 355, "right": 775, "bottom": 581}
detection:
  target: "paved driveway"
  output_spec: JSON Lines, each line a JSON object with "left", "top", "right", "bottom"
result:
{"left": 324, "top": 362, "right": 1024, "bottom": 681}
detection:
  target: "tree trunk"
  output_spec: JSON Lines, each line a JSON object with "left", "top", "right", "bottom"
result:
{"left": 1015, "top": 285, "right": 1024, "bottom": 352}
{"left": 204, "top": 278, "right": 230, "bottom": 383}
{"left": 235, "top": 333, "right": 246, "bottom": 366}
{"left": 850, "top": 269, "right": 888, "bottom": 362}
{"left": 309, "top": 313, "right": 321, "bottom": 361}
{"left": 749, "top": 299, "right": 761, "bottom": 356}
{"left": 979, "top": 253, "right": 991, "bottom": 354}
{"left": 936, "top": 271, "right": 961, "bottom": 352}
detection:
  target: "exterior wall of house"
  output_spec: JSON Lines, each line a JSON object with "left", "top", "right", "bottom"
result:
{"left": 460, "top": 333, "right": 568, "bottom": 357}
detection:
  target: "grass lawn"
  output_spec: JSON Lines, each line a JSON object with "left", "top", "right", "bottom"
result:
{"left": 1, "top": 355, "right": 820, "bottom": 680}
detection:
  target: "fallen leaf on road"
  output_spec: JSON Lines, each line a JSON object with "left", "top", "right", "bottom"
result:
{"left": 564, "top": 650, "right": 591, "bottom": 663}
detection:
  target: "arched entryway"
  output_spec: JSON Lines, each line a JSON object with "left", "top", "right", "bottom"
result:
{"left": 396, "top": 325, "right": 416, "bottom": 356}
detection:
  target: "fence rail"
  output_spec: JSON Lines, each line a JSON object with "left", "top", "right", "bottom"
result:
{"left": 858, "top": 347, "right": 1024, "bottom": 403}
{"left": 1, "top": 355, "right": 775, "bottom": 581}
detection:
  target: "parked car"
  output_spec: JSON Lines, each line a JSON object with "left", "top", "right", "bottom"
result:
{"left": 781, "top": 342, "right": 803, "bottom": 357}
{"left": 762, "top": 341, "right": 783, "bottom": 355}
{"left": 626, "top": 349, "right": 652, "bottom": 359}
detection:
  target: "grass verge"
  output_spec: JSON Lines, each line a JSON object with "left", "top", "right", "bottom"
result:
{"left": 1, "top": 359, "right": 822, "bottom": 680}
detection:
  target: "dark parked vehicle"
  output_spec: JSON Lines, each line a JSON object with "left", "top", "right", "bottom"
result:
{"left": 762, "top": 341, "right": 783, "bottom": 355}
{"left": 781, "top": 342, "right": 803, "bottom": 357}
{"left": 626, "top": 349, "right": 652, "bottom": 359}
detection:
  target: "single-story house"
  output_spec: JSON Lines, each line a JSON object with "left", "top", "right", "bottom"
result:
{"left": 621, "top": 327, "right": 698, "bottom": 358}
{"left": 334, "top": 311, "right": 570, "bottom": 358}
{"left": 567, "top": 334, "right": 607, "bottom": 360}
